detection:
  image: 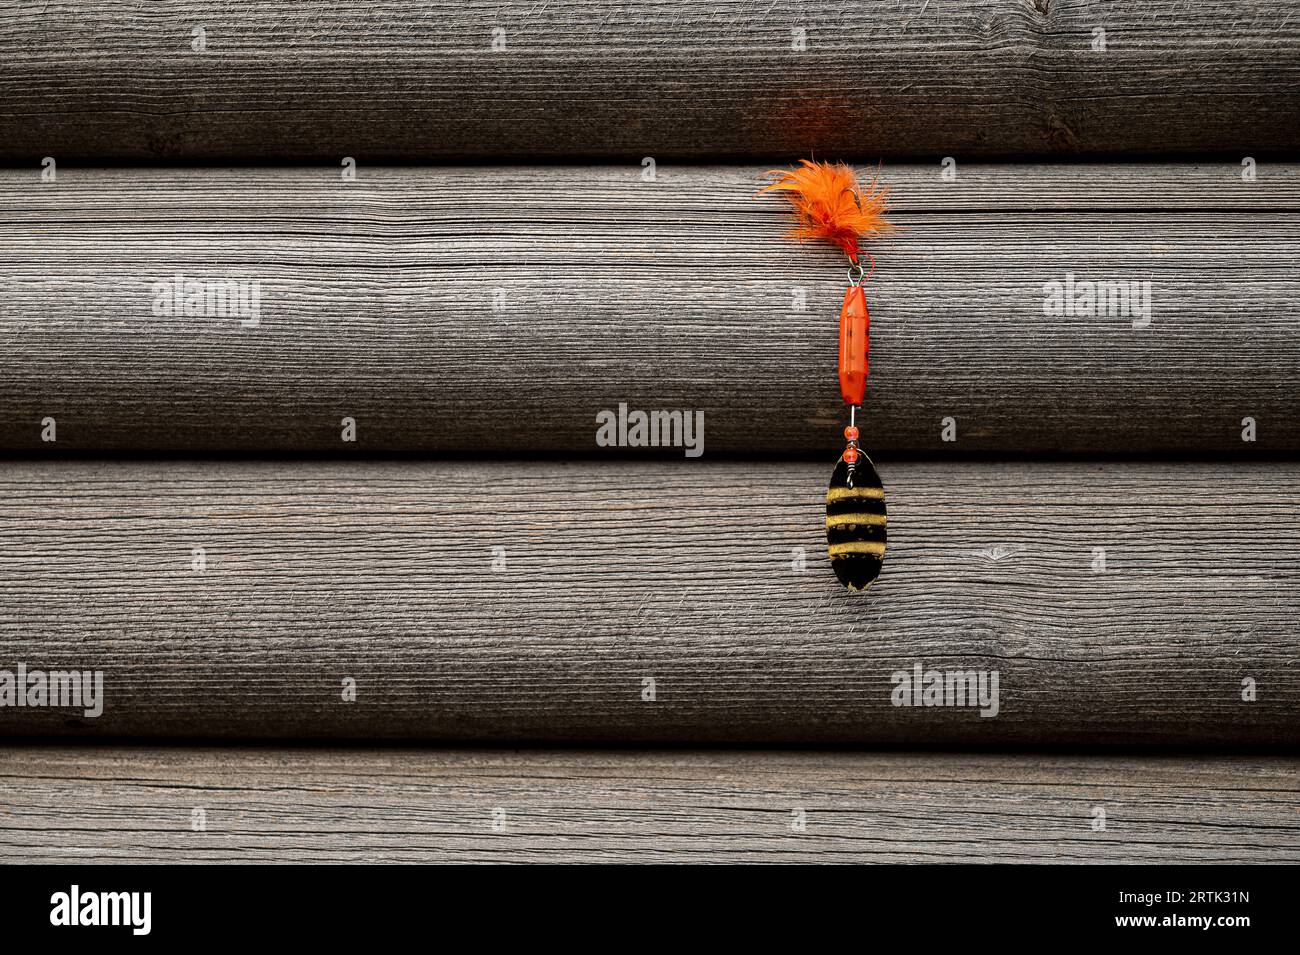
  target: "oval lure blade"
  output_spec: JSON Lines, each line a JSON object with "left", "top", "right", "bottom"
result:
{"left": 826, "top": 453, "right": 886, "bottom": 591}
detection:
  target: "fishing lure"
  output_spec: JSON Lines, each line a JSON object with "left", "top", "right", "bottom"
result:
{"left": 762, "top": 160, "right": 893, "bottom": 591}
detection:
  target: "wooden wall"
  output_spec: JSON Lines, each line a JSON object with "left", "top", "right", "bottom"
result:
{"left": 2, "top": 747, "right": 1295, "bottom": 863}
{"left": 2, "top": 2, "right": 1296, "bottom": 161}
{"left": 2, "top": 164, "right": 1296, "bottom": 454}
{"left": 1, "top": 459, "right": 1295, "bottom": 743}
{"left": 2, "top": 0, "right": 1298, "bottom": 867}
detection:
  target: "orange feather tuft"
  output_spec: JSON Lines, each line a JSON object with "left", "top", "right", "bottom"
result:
{"left": 761, "top": 160, "right": 893, "bottom": 261}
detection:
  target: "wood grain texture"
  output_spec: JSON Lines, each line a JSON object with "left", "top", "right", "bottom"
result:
{"left": 1, "top": 1, "right": 1297, "bottom": 162}
{"left": 1, "top": 459, "right": 1296, "bottom": 744}
{"left": 1, "top": 747, "right": 1295, "bottom": 863}
{"left": 2, "top": 163, "right": 1297, "bottom": 455}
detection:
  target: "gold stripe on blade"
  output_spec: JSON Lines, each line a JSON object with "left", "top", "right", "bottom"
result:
{"left": 825, "top": 513, "right": 888, "bottom": 528}
{"left": 826, "top": 486, "right": 885, "bottom": 503}
{"left": 828, "top": 541, "right": 887, "bottom": 558}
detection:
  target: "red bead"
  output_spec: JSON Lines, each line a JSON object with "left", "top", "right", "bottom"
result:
{"left": 842, "top": 447, "right": 860, "bottom": 464}
{"left": 844, "top": 425, "right": 859, "bottom": 441}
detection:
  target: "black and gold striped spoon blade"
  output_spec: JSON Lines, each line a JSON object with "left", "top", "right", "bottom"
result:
{"left": 825, "top": 454, "right": 887, "bottom": 591}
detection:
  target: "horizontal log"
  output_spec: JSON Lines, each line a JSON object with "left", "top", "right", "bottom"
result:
{"left": 1, "top": 459, "right": 1296, "bottom": 744}
{"left": 1, "top": 1, "right": 1296, "bottom": 162}
{"left": 1, "top": 747, "right": 1295, "bottom": 863}
{"left": 2, "top": 164, "right": 1298, "bottom": 455}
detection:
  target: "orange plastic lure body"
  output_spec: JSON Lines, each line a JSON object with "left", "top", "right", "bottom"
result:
{"left": 838, "top": 284, "right": 870, "bottom": 406}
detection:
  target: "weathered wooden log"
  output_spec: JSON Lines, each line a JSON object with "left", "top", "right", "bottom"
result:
{"left": 1, "top": 746, "right": 1295, "bottom": 863}
{"left": 1, "top": 459, "right": 1295, "bottom": 744}
{"left": 2, "top": 164, "right": 1297, "bottom": 454}
{"left": 1, "top": 1, "right": 1296, "bottom": 162}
